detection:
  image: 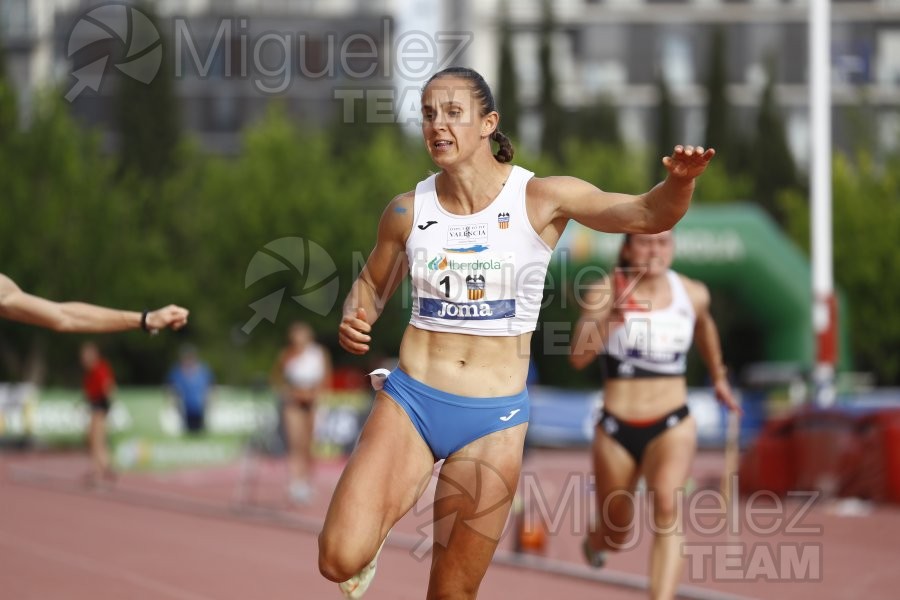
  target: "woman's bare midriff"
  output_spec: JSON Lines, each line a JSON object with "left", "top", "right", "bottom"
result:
{"left": 397, "top": 325, "right": 531, "bottom": 397}
{"left": 603, "top": 377, "right": 688, "bottom": 421}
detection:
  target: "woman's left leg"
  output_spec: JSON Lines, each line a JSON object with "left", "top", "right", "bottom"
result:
{"left": 427, "top": 423, "right": 527, "bottom": 600}
{"left": 641, "top": 416, "right": 697, "bottom": 600}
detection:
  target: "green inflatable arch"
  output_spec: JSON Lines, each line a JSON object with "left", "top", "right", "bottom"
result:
{"left": 555, "top": 202, "right": 849, "bottom": 369}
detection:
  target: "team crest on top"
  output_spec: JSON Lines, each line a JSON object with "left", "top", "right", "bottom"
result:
{"left": 466, "top": 274, "right": 486, "bottom": 300}
{"left": 498, "top": 212, "right": 510, "bottom": 229}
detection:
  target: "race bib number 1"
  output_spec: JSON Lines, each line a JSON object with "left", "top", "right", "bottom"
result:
{"left": 417, "top": 251, "right": 516, "bottom": 320}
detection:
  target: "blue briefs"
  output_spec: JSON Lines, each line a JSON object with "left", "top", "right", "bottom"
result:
{"left": 381, "top": 368, "right": 530, "bottom": 460}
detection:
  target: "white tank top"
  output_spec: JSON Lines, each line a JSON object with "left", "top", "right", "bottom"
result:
{"left": 283, "top": 345, "right": 326, "bottom": 388}
{"left": 406, "top": 166, "right": 553, "bottom": 336}
{"left": 603, "top": 271, "right": 696, "bottom": 377}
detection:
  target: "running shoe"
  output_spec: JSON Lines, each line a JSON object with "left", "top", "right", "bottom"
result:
{"left": 289, "top": 480, "right": 313, "bottom": 504}
{"left": 582, "top": 537, "right": 607, "bottom": 568}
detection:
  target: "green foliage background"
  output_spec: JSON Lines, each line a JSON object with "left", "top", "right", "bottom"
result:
{"left": 0, "top": 92, "right": 434, "bottom": 386}
{"left": 2, "top": 90, "right": 898, "bottom": 386}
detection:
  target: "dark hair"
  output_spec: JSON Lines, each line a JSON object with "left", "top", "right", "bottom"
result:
{"left": 423, "top": 67, "right": 515, "bottom": 164}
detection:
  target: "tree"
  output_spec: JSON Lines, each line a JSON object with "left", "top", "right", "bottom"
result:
{"left": 841, "top": 93, "right": 877, "bottom": 159}
{"left": 570, "top": 97, "right": 621, "bottom": 148}
{"left": 751, "top": 58, "right": 797, "bottom": 223}
{"left": 115, "top": 2, "right": 180, "bottom": 178}
{"left": 653, "top": 72, "right": 677, "bottom": 179}
{"left": 328, "top": 90, "right": 404, "bottom": 160}
{"left": 704, "top": 27, "right": 730, "bottom": 161}
{"left": 780, "top": 151, "right": 900, "bottom": 384}
{"left": 0, "top": 31, "right": 16, "bottom": 137}
{"left": 0, "top": 93, "right": 148, "bottom": 383}
{"left": 692, "top": 159, "right": 753, "bottom": 204}
{"left": 159, "top": 106, "right": 433, "bottom": 380}
{"left": 496, "top": 0, "right": 520, "bottom": 141}
{"left": 538, "top": 0, "right": 564, "bottom": 163}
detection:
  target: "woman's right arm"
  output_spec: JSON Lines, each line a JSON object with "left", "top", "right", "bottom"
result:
{"left": 569, "top": 278, "right": 614, "bottom": 371}
{"left": 338, "top": 193, "right": 413, "bottom": 355}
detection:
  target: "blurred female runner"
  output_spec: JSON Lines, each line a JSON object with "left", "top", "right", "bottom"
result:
{"left": 570, "top": 231, "right": 740, "bottom": 599}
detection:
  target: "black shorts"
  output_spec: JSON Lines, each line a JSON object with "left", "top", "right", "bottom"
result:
{"left": 89, "top": 398, "right": 111, "bottom": 413}
{"left": 596, "top": 405, "right": 690, "bottom": 464}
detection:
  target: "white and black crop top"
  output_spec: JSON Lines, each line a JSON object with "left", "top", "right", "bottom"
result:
{"left": 406, "top": 166, "right": 553, "bottom": 336}
{"left": 602, "top": 270, "right": 696, "bottom": 378}
{"left": 283, "top": 345, "right": 326, "bottom": 389}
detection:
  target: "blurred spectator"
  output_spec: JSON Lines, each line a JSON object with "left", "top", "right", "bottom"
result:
{"left": 80, "top": 342, "right": 116, "bottom": 485}
{"left": 272, "top": 322, "right": 331, "bottom": 504}
{"left": 167, "top": 345, "right": 215, "bottom": 434}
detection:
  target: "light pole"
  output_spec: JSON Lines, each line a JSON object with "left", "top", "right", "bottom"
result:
{"left": 809, "top": 0, "right": 836, "bottom": 407}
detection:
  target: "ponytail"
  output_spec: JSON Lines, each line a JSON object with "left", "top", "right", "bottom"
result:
{"left": 491, "top": 130, "right": 515, "bottom": 163}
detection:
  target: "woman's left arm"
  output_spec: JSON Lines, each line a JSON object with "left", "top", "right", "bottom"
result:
{"left": 690, "top": 280, "right": 742, "bottom": 413}
{"left": 538, "top": 146, "right": 715, "bottom": 234}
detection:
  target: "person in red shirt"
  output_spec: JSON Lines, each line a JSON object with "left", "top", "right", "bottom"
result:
{"left": 80, "top": 342, "right": 117, "bottom": 485}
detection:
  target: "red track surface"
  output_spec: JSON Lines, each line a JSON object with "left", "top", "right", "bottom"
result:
{"left": 2, "top": 449, "right": 898, "bottom": 599}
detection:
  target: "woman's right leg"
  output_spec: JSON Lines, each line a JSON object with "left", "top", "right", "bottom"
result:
{"left": 319, "top": 392, "right": 434, "bottom": 582}
{"left": 589, "top": 429, "right": 641, "bottom": 554}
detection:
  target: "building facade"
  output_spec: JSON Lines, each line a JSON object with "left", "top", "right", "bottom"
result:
{"left": 449, "top": 0, "right": 900, "bottom": 163}
{"left": 2, "top": 0, "right": 399, "bottom": 152}
{"left": 3, "top": 0, "right": 899, "bottom": 158}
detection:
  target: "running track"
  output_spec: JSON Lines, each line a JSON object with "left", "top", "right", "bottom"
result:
{"left": 2, "top": 449, "right": 898, "bottom": 599}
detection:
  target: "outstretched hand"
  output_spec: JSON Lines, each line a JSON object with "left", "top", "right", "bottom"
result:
{"left": 146, "top": 305, "right": 189, "bottom": 332}
{"left": 662, "top": 145, "right": 716, "bottom": 180}
{"left": 339, "top": 307, "right": 371, "bottom": 355}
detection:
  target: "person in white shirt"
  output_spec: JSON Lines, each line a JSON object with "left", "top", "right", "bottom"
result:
{"left": 272, "top": 322, "right": 331, "bottom": 504}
